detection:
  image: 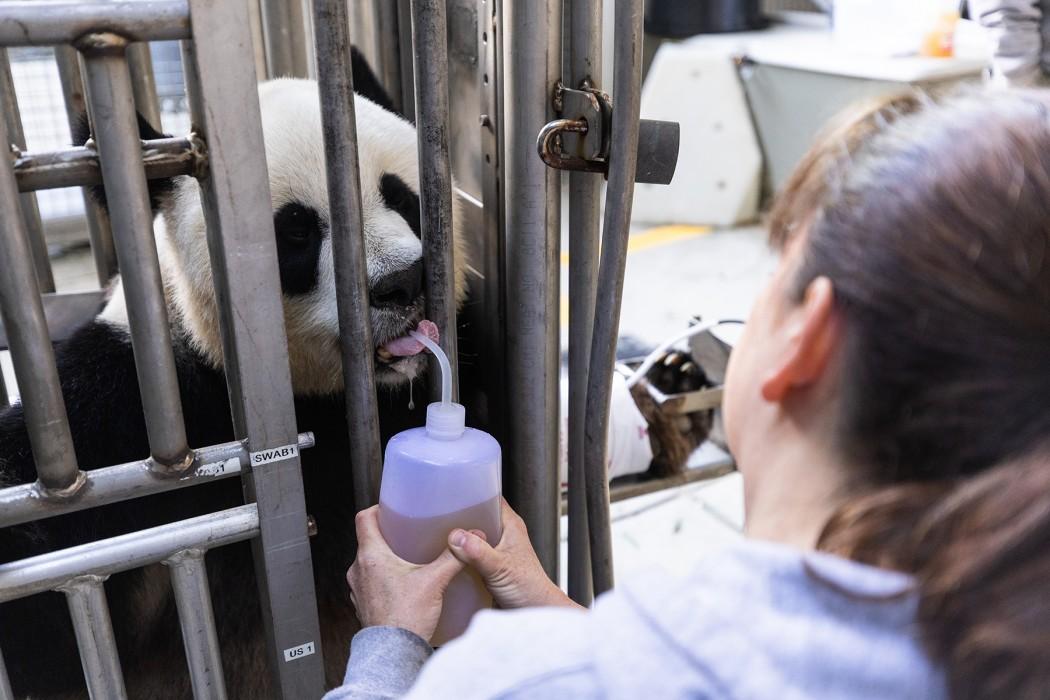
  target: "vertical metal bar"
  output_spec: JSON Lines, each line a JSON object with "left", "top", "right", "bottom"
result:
{"left": 258, "top": 0, "right": 310, "bottom": 78}
{"left": 0, "top": 49, "right": 55, "bottom": 294}
{"left": 584, "top": 0, "right": 645, "bottom": 596}
{"left": 396, "top": 0, "right": 415, "bottom": 118}
{"left": 248, "top": 0, "right": 269, "bottom": 82}
{"left": 60, "top": 575, "right": 129, "bottom": 700}
{"left": 0, "top": 87, "right": 81, "bottom": 493}
{"left": 54, "top": 45, "right": 118, "bottom": 284}
{"left": 410, "top": 0, "right": 460, "bottom": 402}
{"left": 126, "top": 42, "right": 163, "bottom": 132}
{"left": 166, "top": 549, "right": 227, "bottom": 700}
{"left": 79, "top": 35, "right": 192, "bottom": 472}
{"left": 313, "top": 0, "right": 384, "bottom": 511}
{"left": 0, "top": 365, "right": 8, "bottom": 409}
{"left": 376, "top": 0, "right": 403, "bottom": 114}
{"left": 181, "top": 0, "right": 325, "bottom": 693}
{"left": 0, "top": 648, "right": 14, "bottom": 700}
{"left": 503, "top": 0, "right": 562, "bottom": 579}
{"left": 567, "top": 0, "right": 602, "bottom": 607}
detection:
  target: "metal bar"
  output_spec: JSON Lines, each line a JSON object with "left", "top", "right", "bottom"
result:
{"left": 126, "top": 42, "right": 163, "bottom": 132}
{"left": 560, "top": 459, "right": 736, "bottom": 512}
{"left": 0, "top": 290, "right": 104, "bottom": 350}
{"left": 0, "top": 1, "right": 191, "bottom": 47}
{"left": 567, "top": 0, "right": 602, "bottom": 607}
{"left": 313, "top": 0, "right": 384, "bottom": 511}
{"left": 80, "top": 35, "right": 192, "bottom": 472}
{"left": 258, "top": 0, "right": 310, "bottom": 78}
{"left": 182, "top": 0, "right": 325, "bottom": 692}
{"left": 0, "top": 49, "right": 54, "bottom": 293}
{"left": 0, "top": 648, "right": 13, "bottom": 700}
{"left": 0, "top": 506, "right": 258, "bottom": 603}
{"left": 0, "top": 87, "right": 81, "bottom": 495}
{"left": 54, "top": 45, "right": 118, "bottom": 283}
{"left": 584, "top": 0, "right": 645, "bottom": 596}
{"left": 376, "top": 0, "right": 403, "bottom": 114}
{"left": 0, "top": 363, "right": 7, "bottom": 409}
{"left": 166, "top": 549, "right": 228, "bottom": 700}
{"left": 410, "top": 0, "right": 459, "bottom": 402}
{"left": 503, "top": 0, "right": 561, "bottom": 579}
{"left": 0, "top": 433, "right": 315, "bottom": 529}
{"left": 14, "top": 137, "right": 199, "bottom": 192}
{"left": 396, "top": 0, "right": 415, "bottom": 118}
{"left": 61, "top": 576, "right": 128, "bottom": 700}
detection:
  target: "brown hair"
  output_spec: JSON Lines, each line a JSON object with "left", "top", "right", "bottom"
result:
{"left": 771, "top": 90, "right": 1050, "bottom": 698}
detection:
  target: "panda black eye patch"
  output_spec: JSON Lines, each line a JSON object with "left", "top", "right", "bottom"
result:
{"left": 379, "top": 173, "right": 422, "bottom": 238}
{"left": 273, "top": 202, "right": 324, "bottom": 296}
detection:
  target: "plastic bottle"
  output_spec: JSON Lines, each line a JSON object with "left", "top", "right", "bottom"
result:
{"left": 378, "top": 325, "right": 502, "bottom": 646}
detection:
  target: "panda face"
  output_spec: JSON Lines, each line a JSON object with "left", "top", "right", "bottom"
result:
{"left": 152, "top": 78, "right": 466, "bottom": 396}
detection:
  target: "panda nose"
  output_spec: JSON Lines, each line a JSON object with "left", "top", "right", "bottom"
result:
{"left": 370, "top": 260, "right": 423, "bottom": 309}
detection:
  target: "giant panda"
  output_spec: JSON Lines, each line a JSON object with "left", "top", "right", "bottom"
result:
{"left": 0, "top": 54, "right": 468, "bottom": 698}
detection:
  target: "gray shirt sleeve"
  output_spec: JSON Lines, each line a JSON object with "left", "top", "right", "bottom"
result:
{"left": 321, "top": 627, "right": 433, "bottom": 700}
{"left": 970, "top": 0, "right": 1048, "bottom": 86}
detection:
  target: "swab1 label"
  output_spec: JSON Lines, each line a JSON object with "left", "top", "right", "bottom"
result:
{"left": 250, "top": 443, "right": 299, "bottom": 467}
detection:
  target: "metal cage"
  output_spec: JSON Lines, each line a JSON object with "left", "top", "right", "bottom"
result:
{"left": 0, "top": 0, "right": 673, "bottom": 695}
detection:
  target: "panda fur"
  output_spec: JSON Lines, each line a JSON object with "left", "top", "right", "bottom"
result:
{"left": 0, "top": 54, "right": 473, "bottom": 699}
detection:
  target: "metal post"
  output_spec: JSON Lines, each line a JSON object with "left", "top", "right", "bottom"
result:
{"left": 0, "top": 365, "right": 7, "bottom": 409}
{"left": 258, "top": 0, "right": 310, "bottom": 78}
{"left": 313, "top": 0, "right": 384, "bottom": 511}
{"left": 126, "top": 42, "right": 163, "bottom": 132}
{"left": 182, "top": 0, "right": 325, "bottom": 692}
{"left": 0, "top": 649, "right": 13, "bottom": 700}
{"left": 503, "top": 0, "right": 562, "bottom": 579}
{"left": 54, "top": 45, "right": 118, "bottom": 284}
{"left": 0, "top": 49, "right": 55, "bottom": 293}
{"left": 60, "top": 576, "right": 128, "bottom": 700}
{"left": 584, "top": 0, "right": 645, "bottom": 596}
{"left": 376, "top": 1, "right": 403, "bottom": 114}
{"left": 567, "top": 0, "right": 602, "bottom": 607}
{"left": 166, "top": 549, "right": 227, "bottom": 700}
{"left": 410, "top": 0, "right": 459, "bottom": 401}
{"left": 0, "top": 88, "right": 81, "bottom": 495}
{"left": 396, "top": 0, "right": 415, "bottom": 117}
{"left": 79, "top": 34, "right": 193, "bottom": 472}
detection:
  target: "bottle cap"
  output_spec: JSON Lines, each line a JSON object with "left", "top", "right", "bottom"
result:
{"left": 426, "top": 401, "right": 466, "bottom": 440}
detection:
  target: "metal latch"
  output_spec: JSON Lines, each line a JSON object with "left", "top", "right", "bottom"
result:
{"left": 537, "top": 82, "right": 680, "bottom": 185}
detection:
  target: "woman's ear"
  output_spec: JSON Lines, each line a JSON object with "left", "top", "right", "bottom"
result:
{"left": 760, "top": 276, "right": 839, "bottom": 403}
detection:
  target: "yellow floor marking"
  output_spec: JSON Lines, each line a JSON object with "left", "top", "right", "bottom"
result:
{"left": 559, "top": 224, "right": 711, "bottom": 327}
{"left": 560, "top": 224, "right": 711, "bottom": 266}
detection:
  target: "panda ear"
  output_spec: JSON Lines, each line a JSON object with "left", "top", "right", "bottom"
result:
{"left": 351, "top": 46, "right": 401, "bottom": 118}
{"left": 73, "top": 111, "right": 177, "bottom": 216}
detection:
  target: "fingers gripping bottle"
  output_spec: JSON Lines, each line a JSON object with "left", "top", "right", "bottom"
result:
{"left": 378, "top": 322, "right": 502, "bottom": 646}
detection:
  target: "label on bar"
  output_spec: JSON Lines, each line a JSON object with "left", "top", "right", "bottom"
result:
{"left": 192, "top": 457, "right": 241, "bottom": 478}
{"left": 250, "top": 443, "right": 300, "bottom": 467}
{"left": 283, "top": 641, "right": 315, "bottom": 662}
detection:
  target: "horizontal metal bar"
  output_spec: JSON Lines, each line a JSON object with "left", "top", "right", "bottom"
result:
{"left": 0, "top": 1, "right": 191, "bottom": 47}
{"left": 14, "top": 137, "right": 201, "bottom": 193}
{"left": 166, "top": 549, "right": 227, "bottom": 700}
{"left": 0, "top": 504, "right": 259, "bottom": 603}
{"left": 0, "top": 433, "right": 315, "bottom": 529}
{"left": 559, "top": 458, "right": 736, "bottom": 513}
{"left": 61, "top": 575, "right": 128, "bottom": 700}
{"left": 0, "top": 290, "right": 105, "bottom": 351}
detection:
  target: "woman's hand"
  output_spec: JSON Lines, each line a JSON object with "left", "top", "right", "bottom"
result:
{"left": 448, "top": 499, "right": 584, "bottom": 611}
{"left": 346, "top": 506, "right": 465, "bottom": 642}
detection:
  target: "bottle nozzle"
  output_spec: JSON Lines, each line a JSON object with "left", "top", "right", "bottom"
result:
{"left": 410, "top": 326, "right": 465, "bottom": 439}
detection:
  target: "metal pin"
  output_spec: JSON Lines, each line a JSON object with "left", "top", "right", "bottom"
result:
{"left": 59, "top": 575, "right": 129, "bottom": 700}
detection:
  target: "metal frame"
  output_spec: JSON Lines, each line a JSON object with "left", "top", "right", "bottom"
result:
{"left": 0, "top": 0, "right": 675, "bottom": 693}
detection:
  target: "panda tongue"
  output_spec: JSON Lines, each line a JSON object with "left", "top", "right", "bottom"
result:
{"left": 383, "top": 320, "right": 440, "bottom": 357}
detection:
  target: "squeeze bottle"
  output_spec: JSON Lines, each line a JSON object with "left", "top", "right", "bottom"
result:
{"left": 378, "top": 324, "right": 502, "bottom": 646}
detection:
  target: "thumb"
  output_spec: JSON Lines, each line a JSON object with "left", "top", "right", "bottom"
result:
{"left": 423, "top": 548, "right": 465, "bottom": 591}
{"left": 448, "top": 529, "right": 502, "bottom": 578}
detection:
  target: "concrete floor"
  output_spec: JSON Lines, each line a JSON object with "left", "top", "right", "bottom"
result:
{"left": 3, "top": 214, "right": 777, "bottom": 586}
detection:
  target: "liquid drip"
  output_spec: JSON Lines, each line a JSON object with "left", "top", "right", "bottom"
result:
{"left": 407, "top": 377, "right": 415, "bottom": 411}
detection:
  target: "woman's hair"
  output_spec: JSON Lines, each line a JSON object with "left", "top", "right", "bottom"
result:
{"left": 770, "top": 90, "right": 1050, "bottom": 698}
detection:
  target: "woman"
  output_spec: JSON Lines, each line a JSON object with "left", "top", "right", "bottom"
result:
{"left": 327, "top": 90, "right": 1050, "bottom": 699}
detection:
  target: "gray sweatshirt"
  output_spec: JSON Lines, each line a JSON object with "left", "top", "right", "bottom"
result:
{"left": 323, "top": 539, "right": 946, "bottom": 699}
{"left": 971, "top": 0, "right": 1050, "bottom": 85}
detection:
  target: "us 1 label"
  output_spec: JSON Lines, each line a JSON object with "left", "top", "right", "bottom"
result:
{"left": 283, "top": 641, "right": 315, "bottom": 662}
{"left": 250, "top": 443, "right": 299, "bottom": 467}
{"left": 193, "top": 457, "right": 241, "bottom": 478}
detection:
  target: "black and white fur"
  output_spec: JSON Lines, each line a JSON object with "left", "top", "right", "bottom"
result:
{"left": 0, "top": 55, "right": 468, "bottom": 699}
